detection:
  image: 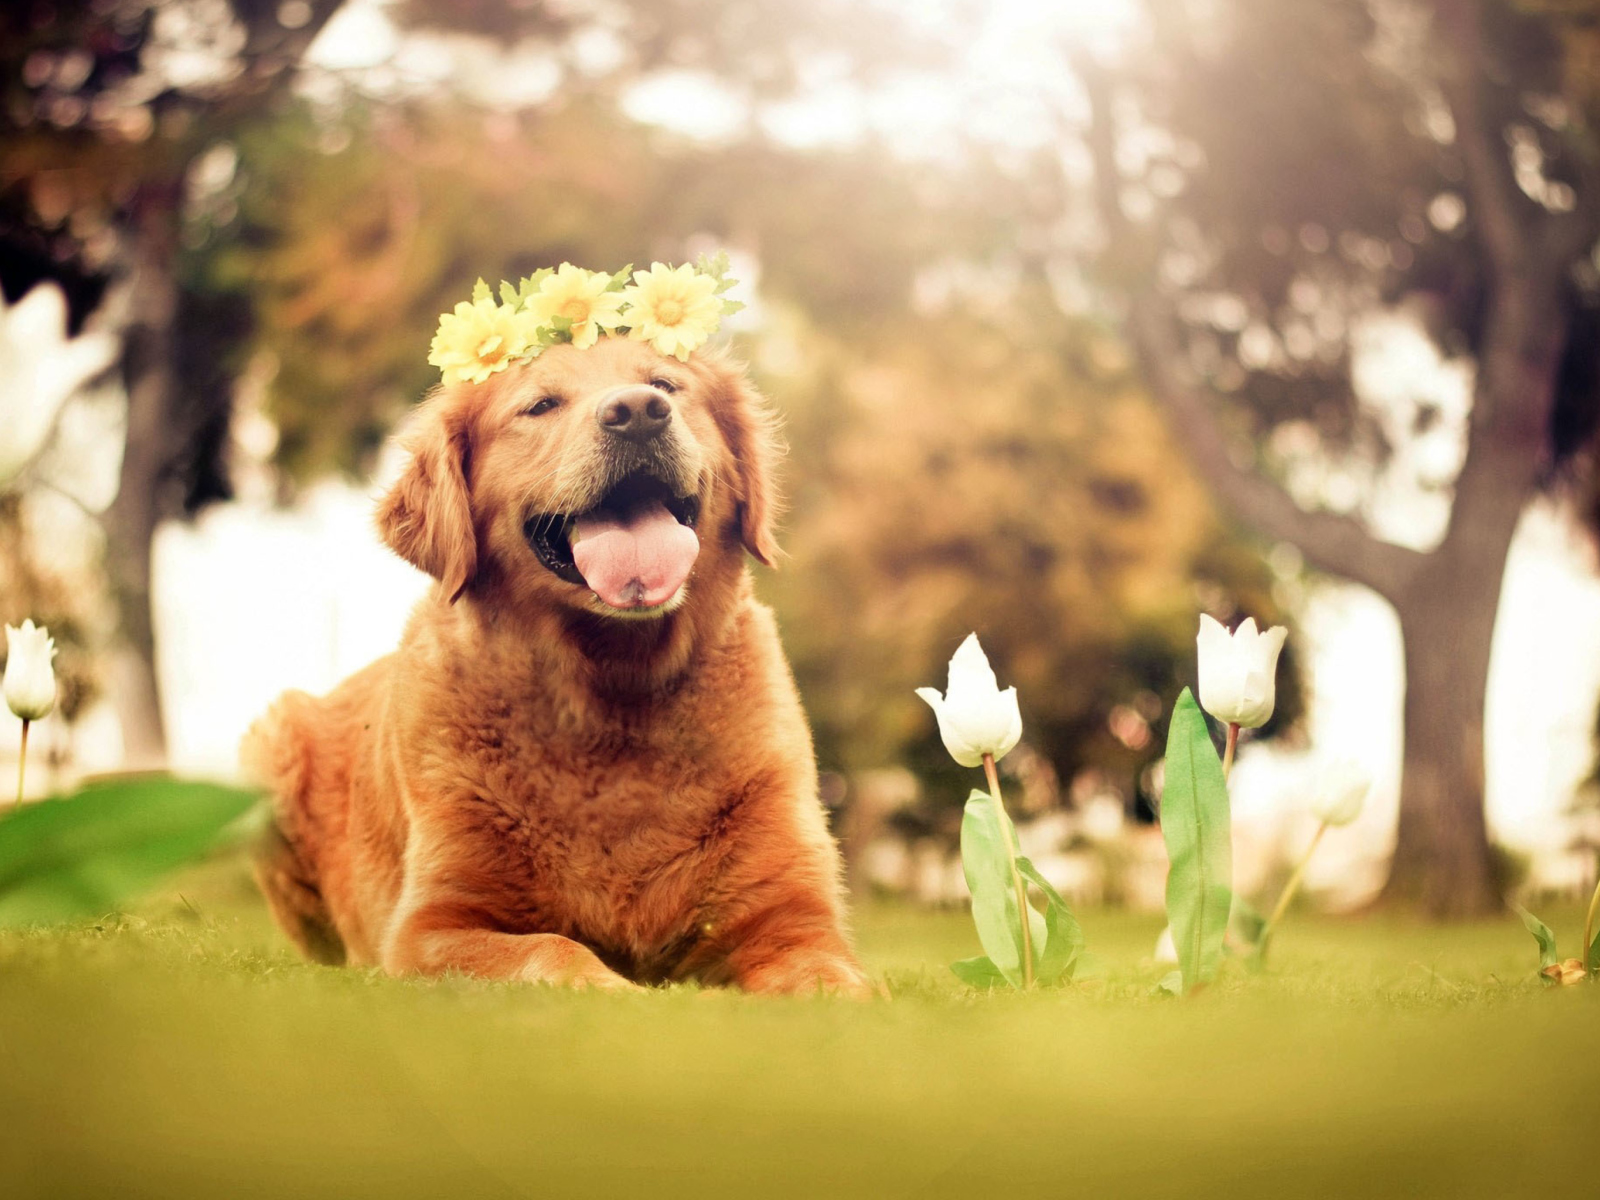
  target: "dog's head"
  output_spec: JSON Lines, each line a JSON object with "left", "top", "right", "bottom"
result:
{"left": 376, "top": 337, "right": 778, "bottom": 628}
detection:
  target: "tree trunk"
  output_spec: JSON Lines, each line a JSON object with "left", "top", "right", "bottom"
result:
{"left": 1386, "top": 562, "right": 1502, "bottom": 915}
{"left": 101, "top": 184, "right": 181, "bottom": 769}
{"left": 1076, "top": 6, "right": 1596, "bottom": 918}
{"left": 1378, "top": 270, "right": 1567, "bottom": 914}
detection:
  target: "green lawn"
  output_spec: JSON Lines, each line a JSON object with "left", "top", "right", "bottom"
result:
{"left": 1, "top": 855, "right": 1595, "bottom": 1199}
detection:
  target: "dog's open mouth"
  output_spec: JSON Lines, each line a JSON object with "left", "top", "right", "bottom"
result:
{"left": 526, "top": 471, "right": 701, "bottom": 612}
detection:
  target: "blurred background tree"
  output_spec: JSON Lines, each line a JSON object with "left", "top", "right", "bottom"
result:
{"left": 0, "top": 0, "right": 349, "bottom": 764}
{"left": 1045, "top": 0, "right": 1600, "bottom": 914}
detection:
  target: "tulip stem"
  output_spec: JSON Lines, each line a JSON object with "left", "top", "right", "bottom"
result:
{"left": 1221, "top": 722, "right": 1239, "bottom": 781}
{"left": 1257, "top": 819, "right": 1328, "bottom": 961}
{"left": 15, "top": 718, "right": 28, "bottom": 807}
{"left": 983, "top": 753, "right": 1034, "bottom": 989}
{"left": 1583, "top": 873, "right": 1600, "bottom": 977}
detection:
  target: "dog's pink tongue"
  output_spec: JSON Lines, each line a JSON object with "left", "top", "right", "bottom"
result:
{"left": 571, "top": 501, "right": 699, "bottom": 609}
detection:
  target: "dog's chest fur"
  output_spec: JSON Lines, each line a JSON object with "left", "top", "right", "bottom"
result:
{"left": 440, "top": 691, "right": 773, "bottom": 981}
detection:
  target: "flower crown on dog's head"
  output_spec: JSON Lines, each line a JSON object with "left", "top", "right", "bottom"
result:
{"left": 427, "top": 252, "right": 744, "bottom": 385}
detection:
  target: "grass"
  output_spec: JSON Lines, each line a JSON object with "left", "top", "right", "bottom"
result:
{"left": 1, "top": 854, "right": 1596, "bottom": 1199}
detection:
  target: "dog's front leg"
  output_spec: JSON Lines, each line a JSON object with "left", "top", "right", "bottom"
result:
{"left": 382, "top": 906, "right": 639, "bottom": 990}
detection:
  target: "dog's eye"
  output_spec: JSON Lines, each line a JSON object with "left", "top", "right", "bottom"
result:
{"left": 649, "top": 377, "right": 678, "bottom": 395}
{"left": 523, "top": 396, "right": 561, "bottom": 417}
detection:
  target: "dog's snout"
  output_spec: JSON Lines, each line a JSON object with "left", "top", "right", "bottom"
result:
{"left": 598, "top": 386, "right": 673, "bottom": 443}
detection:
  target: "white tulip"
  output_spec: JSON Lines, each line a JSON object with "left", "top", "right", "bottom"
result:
{"left": 916, "top": 633, "right": 1023, "bottom": 768}
{"left": 1309, "top": 760, "right": 1369, "bottom": 827}
{"left": 4, "top": 619, "right": 58, "bottom": 722}
{"left": 1195, "top": 614, "right": 1287, "bottom": 729}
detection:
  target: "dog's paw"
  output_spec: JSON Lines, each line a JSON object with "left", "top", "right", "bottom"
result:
{"left": 517, "top": 937, "right": 644, "bottom": 992}
{"left": 744, "top": 953, "right": 876, "bottom": 1000}
{"left": 571, "top": 968, "right": 646, "bottom": 993}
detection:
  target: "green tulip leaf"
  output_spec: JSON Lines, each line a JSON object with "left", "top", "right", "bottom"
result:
{"left": 950, "top": 955, "right": 1008, "bottom": 990}
{"left": 1511, "top": 904, "right": 1560, "bottom": 974}
{"left": 1160, "top": 688, "right": 1233, "bottom": 993}
{"left": 1016, "top": 854, "right": 1086, "bottom": 985}
{"left": 1154, "top": 970, "right": 1184, "bottom": 997}
{"left": 1588, "top": 925, "right": 1600, "bottom": 976}
{"left": 0, "top": 778, "right": 260, "bottom": 926}
{"left": 960, "top": 789, "right": 1027, "bottom": 987}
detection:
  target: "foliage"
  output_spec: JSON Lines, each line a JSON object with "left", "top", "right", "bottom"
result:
{"left": 0, "top": 777, "right": 258, "bottom": 925}
{"left": 952, "top": 788, "right": 1084, "bottom": 989}
{"left": 1160, "top": 688, "right": 1233, "bottom": 992}
{"left": 1514, "top": 903, "right": 1561, "bottom": 970}
{"left": 764, "top": 309, "right": 1301, "bottom": 797}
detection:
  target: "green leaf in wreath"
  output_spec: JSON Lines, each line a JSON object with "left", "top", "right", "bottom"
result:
{"left": 1160, "top": 688, "right": 1232, "bottom": 993}
{"left": 0, "top": 778, "right": 260, "bottom": 926}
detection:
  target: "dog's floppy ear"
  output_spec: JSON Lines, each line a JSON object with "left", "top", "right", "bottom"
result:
{"left": 710, "top": 366, "right": 782, "bottom": 567}
{"left": 375, "top": 393, "right": 477, "bottom": 602}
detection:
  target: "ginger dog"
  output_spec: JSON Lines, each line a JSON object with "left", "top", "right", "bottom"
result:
{"left": 243, "top": 337, "right": 869, "bottom": 995}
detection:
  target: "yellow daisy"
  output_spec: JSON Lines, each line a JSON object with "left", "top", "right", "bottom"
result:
{"left": 620, "top": 262, "right": 723, "bottom": 361}
{"left": 428, "top": 287, "right": 541, "bottom": 384}
{"left": 528, "top": 263, "right": 627, "bottom": 350}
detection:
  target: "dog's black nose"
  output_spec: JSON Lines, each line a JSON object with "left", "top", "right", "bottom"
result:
{"left": 597, "top": 386, "right": 672, "bottom": 443}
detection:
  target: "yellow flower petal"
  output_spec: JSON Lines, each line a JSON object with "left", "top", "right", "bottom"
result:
{"left": 428, "top": 294, "right": 541, "bottom": 384}
{"left": 529, "top": 263, "right": 627, "bottom": 351}
{"left": 619, "top": 262, "right": 722, "bottom": 361}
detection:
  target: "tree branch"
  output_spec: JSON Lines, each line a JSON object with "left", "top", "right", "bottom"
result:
{"left": 1127, "top": 300, "right": 1425, "bottom": 600}
{"left": 1432, "top": 0, "right": 1530, "bottom": 273}
{"left": 1075, "top": 54, "right": 1425, "bottom": 601}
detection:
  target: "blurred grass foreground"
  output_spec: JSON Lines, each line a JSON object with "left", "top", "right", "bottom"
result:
{"left": 2, "top": 851, "right": 1597, "bottom": 1200}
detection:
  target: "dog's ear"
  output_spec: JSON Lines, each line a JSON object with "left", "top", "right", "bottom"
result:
{"left": 710, "top": 366, "right": 782, "bottom": 567}
{"left": 375, "top": 393, "right": 477, "bottom": 602}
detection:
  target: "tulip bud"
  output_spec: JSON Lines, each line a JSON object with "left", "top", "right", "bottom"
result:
{"left": 1310, "top": 760, "right": 1369, "bottom": 827}
{"left": 1196, "top": 614, "right": 1288, "bottom": 729}
{"left": 916, "top": 633, "right": 1023, "bottom": 768}
{"left": 4, "top": 619, "right": 58, "bottom": 722}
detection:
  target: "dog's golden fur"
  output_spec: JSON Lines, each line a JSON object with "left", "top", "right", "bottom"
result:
{"left": 242, "top": 338, "right": 868, "bottom": 995}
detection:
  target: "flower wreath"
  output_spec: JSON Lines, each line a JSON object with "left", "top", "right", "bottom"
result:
{"left": 427, "top": 252, "right": 744, "bottom": 385}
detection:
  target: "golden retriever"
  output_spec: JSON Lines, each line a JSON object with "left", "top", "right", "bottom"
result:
{"left": 242, "top": 337, "right": 869, "bottom": 995}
